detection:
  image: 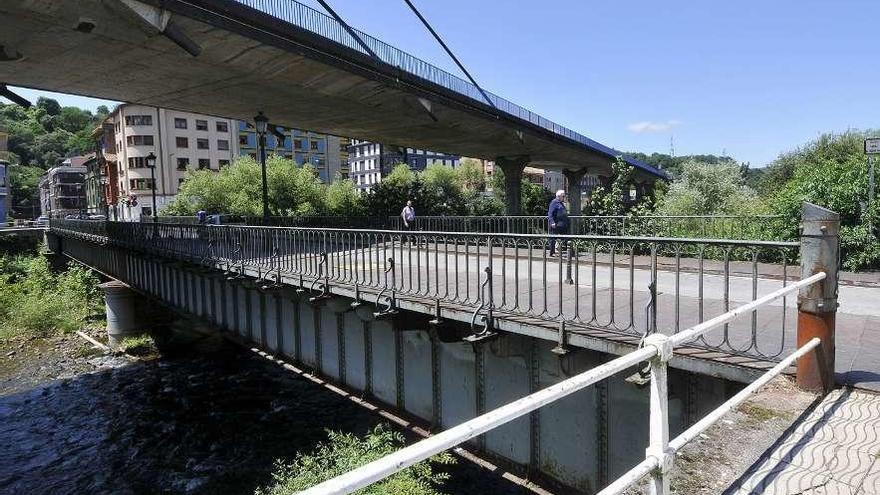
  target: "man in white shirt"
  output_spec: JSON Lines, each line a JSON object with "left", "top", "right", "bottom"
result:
{"left": 401, "top": 200, "right": 416, "bottom": 230}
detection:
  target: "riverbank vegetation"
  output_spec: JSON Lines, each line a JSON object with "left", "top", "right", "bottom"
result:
{"left": 0, "top": 255, "right": 103, "bottom": 342}
{"left": 256, "top": 425, "right": 454, "bottom": 495}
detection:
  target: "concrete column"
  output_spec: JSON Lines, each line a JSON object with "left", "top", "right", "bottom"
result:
{"left": 102, "top": 280, "right": 142, "bottom": 346}
{"left": 563, "top": 168, "right": 588, "bottom": 217}
{"left": 496, "top": 155, "right": 530, "bottom": 215}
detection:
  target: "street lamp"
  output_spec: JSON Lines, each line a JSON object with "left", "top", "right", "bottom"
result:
{"left": 254, "top": 111, "right": 270, "bottom": 220}
{"left": 145, "top": 152, "right": 158, "bottom": 222}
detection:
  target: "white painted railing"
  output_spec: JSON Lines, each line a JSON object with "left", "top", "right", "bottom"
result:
{"left": 298, "top": 272, "right": 828, "bottom": 495}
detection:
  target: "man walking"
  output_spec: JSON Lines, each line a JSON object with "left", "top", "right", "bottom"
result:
{"left": 401, "top": 200, "right": 416, "bottom": 230}
{"left": 547, "top": 190, "right": 568, "bottom": 256}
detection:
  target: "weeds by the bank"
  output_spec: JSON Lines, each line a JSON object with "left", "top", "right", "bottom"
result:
{"left": 256, "top": 424, "right": 454, "bottom": 495}
{"left": 0, "top": 255, "right": 103, "bottom": 342}
{"left": 119, "top": 334, "right": 156, "bottom": 357}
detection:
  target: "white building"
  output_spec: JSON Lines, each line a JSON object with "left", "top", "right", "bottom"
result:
{"left": 108, "top": 104, "right": 240, "bottom": 220}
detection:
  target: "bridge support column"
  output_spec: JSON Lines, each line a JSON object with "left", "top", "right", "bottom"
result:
{"left": 102, "top": 280, "right": 142, "bottom": 347}
{"left": 563, "top": 168, "right": 588, "bottom": 219}
{"left": 496, "top": 155, "right": 529, "bottom": 216}
{"left": 797, "top": 202, "right": 839, "bottom": 393}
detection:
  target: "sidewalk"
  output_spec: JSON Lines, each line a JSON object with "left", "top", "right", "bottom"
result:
{"left": 725, "top": 388, "right": 880, "bottom": 494}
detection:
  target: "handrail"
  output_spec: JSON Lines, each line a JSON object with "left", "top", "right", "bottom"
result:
{"left": 296, "top": 272, "right": 826, "bottom": 495}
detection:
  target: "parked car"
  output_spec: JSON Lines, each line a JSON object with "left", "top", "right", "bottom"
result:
{"left": 88, "top": 214, "right": 107, "bottom": 220}
{"left": 35, "top": 216, "right": 49, "bottom": 227}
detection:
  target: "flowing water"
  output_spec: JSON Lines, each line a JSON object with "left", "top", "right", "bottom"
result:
{"left": 0, "top": 327, "right": 527, "bottom": 495}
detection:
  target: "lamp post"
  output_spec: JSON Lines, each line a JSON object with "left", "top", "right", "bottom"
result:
{"left": 254, "top": 111, "right": 270, "bottom": 220}
{"left": 145, "top": 152, "right": 158, "bottom": 222}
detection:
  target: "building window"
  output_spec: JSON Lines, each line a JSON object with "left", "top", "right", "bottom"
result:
{"left": 197, "top": 138, "right": 209, "bottom": 150}
{"left": 176, "top": 137, "right": 189, "bottom": 148}
{"left": 124, "top": 115, "right": 152, "bottom": 126}
{"left": 128, "top": 157, "right": 147, "bottom": 168}
{"left": 310, "top": 140, "right": 320, "bottom": 151}
{"left": 219, "top": 159, "right": 230, "bottom": 168}
{"left": 176, "top": 158, "right": 189, "bottom": 170}
{"left": 294, "top": 140, "right": 304, "bottom": 151}
{"left": 216, "top": 121, "right": 229, "bottom": 132}
{"left": 239, "top": 135, "right": 249, "bottom": 146}
{"left": 129, "top": 178, "right": 155, "bottom": 190}
{"left": 126, "top": 135, "right": 154, "bottom": 146}
{"left": 195, "top": 119, "right": 208, "bottom": 131}
{"left": 198, "top": 159, "right": 210, "bottom": 170}
{"left": 141, "top": 206, "right": 153, "bottom": 217}
{"left": 174, "top": 118, "right": 187, "bottom": 129}
{"left": 217, "top": 139, "right": 229, "bottom": 151}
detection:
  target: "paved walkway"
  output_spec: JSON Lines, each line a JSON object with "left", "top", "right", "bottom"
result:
{"left": 726, "top": 388, "right": 880, "bottom": 494}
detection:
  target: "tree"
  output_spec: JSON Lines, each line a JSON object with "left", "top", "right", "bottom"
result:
{"left": 655, "top": 159, "right": 762, "bottom": 216}
{"left": 456, "top": 158, "right": 485, "bottom": 193}
{"left": 162, "top": 155, "right": 328, "bottom": 216}
{"left": 587, "top": 157, "right": 654, "bottom": 216}
{"left": 35, "top": 97, "right": 61, "bottom": 117}
{"left": 766, "top": 130, "right": 879, "bottom": 270}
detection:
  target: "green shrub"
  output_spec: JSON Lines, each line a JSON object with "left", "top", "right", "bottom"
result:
{"left": 256, "top": 424, "right": 454, "bottom": 495}
{"left": 0, "top": 255, "right": 102, "bottom": 341}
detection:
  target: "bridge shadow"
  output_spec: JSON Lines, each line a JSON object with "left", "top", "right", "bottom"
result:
{"left": 721, "top": 387, "right": 853, "bottom": 494}
{"left": 0, "top": 329, "right": 532, "bottom": 495}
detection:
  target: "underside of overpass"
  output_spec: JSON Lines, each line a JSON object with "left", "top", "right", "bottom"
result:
{"left": 0, "top": 0, "right": 666, "bottom": 183}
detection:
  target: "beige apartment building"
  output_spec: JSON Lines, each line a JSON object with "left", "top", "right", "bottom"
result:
{"left": 108, "top": 104, "right": 239, "bottom": 220}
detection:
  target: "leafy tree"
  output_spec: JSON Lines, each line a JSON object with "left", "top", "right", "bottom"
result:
{"left": 456, "top": 157, "right": 485, "bottom": 193}
{"left": 766, "top": 130, "right": 879, "bottom": 270}
{"left": 655, "top": 159, "right": 762, "bottom": 216}
{"left": 163, "top": 155, "right": 327, "bottom": 216}
{"left": 587, "top": 157, "right": 653, "bottom": 216}
{"left": 324, "top": 176, "right": 364, "bottom": 216}
{"left": 8, "top": 165, "right": 44, "bottom": 217}
{"left": 35, "top": 97, "right": 61, "bottom": 116}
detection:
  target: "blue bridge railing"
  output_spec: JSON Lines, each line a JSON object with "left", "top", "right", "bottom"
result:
{"left": 231, "top": 0, "right": 663, "bottom": 176}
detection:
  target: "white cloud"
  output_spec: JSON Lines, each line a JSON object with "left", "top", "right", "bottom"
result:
{"left": 627, "top": 120, "right": 682, "bottom": 134}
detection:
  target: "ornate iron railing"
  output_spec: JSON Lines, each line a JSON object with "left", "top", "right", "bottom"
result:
{"left": 52, "top": 220, "right": 801, "bottom": 361}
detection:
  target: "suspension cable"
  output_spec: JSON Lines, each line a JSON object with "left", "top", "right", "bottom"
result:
{"left": 313, "top": 0, "right": 379, "bottom": 59}
{"left": 401, "top": 0, "right": 496, "bottom": 108}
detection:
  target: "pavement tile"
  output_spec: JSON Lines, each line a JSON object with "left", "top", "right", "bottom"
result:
{"left": 732, "top": 458, "right": 857, "bottom": 494}
{"left": 860, "top": 459, "right": 880, "bottom": 495}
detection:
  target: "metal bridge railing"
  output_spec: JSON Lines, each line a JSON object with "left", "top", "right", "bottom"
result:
{"left": 391, "top": 214, "right": 789, "bottom": 240}
{"left": 230, "top": 0, "right": 661, "bottom": 175}
{"left": 295, "top": 273, "right": 830, "bottom": 495}
{"left": 53, "top": 219, "right": 805, "bottom": 361}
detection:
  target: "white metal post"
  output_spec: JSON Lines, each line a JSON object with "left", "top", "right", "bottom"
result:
{"left": 644, "top": 333, "right": 673, "bottom": 495}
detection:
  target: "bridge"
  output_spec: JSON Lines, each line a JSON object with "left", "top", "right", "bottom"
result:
{"left": 42, "top": 204, "right": 880, "bottom": 493}
{"left": 0, "top": 0, "right": 665, "bottom": 213}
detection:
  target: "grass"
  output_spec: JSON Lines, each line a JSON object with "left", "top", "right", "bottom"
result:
{"left": 119, "top": 334, "right": 156, "bottom": 356}
{"left": 255, "top": 424, "right": 454, "bottom": 495}
{"left": 739, "top": 403, "right": 784, "bottom": 423}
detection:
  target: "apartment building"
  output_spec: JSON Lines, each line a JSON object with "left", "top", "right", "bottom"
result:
{"left": 348, "top": 140, "right": 460, "bottom": 192}
{"left": 39, "top": 159, "right": 87, "bottom": 217}
{"left": 108, "top": 104, "right": 240, "bottom": 220}
{"left": 84, "top": 122, "right": 120, "bottom": 218}
{"left": 238, "top": 123, "right": 349, "bottom": 181}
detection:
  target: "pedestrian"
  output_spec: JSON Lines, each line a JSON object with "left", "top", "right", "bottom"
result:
{"left": 401, "top": 200, "right": 416, "bottom": 230}
{"left": 547, "top": 190, "right": 568, "bottom": 256}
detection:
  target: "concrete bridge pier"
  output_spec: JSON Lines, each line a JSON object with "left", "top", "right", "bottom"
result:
{"left": 563, "top": 167, "right": 589, "bottom": 217}
{"left": 101, "top": 280, "right": 143, "bottom": 347}
{"left": 496, "top": 155, "right": 530, "bottom": 216}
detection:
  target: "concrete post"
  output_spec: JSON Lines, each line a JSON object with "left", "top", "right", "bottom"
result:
{"left": 102, "top": 280, "right": 142, "bottom": 347}
{"left": 797, "top": 202, "right": 839, "bottom": 393}
{"left": 44, "top": 231, "right": 62, "bottom": 254}
{"left": 644, "top": 333, "right": 673, "bottom": 495}
{"left": 495, "top": 156, "right": 529, "bottom": 216}
{"left": 562, "top": 168, "right": 588, "bottom": 217}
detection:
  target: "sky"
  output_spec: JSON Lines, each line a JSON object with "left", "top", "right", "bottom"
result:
{"left": 4, "top": 0, "right": 878, "bottom": 167}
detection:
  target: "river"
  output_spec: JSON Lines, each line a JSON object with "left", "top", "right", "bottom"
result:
{"left": 0, "top": 324, "right": 528, "bottom": 495}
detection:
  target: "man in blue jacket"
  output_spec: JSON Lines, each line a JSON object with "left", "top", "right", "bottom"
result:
{"left": 547, "top": 189, "right": 568, "bottom": 256}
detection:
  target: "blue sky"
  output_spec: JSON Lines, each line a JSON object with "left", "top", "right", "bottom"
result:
{"left": 6, "top": 0, "right": 878, "bottom": 167}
